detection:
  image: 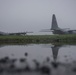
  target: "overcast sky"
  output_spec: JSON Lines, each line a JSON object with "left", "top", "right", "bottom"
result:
{"left": 0, "top": 0, "right": 76, "bottom": 34}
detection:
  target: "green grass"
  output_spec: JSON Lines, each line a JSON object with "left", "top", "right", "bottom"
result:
{"left": 0, "top": 34, "right": 76, "bottom": 44}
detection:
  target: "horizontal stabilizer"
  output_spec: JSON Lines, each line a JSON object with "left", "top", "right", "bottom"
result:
{"left": 40, "top": 29, "right": 53, "bottom": 32}
{"left": 25, "top": 31, "right": 33, "bottom": 33}
{"left": 61, "top": 28, "right": 70, "bottom": 30}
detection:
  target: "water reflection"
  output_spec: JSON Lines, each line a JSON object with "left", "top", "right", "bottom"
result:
{"left": 51, "top": 45, "right": 59, "bottom": 61}
{"left": 0, "top": 44, "right": 76, "bottom": 75}
{"left": 50, "top": 45, "right": 60, "bottom": 69}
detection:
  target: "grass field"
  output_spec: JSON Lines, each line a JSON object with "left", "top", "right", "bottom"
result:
{"left": 0, "top": 35, "right": 76, "bottom": 44}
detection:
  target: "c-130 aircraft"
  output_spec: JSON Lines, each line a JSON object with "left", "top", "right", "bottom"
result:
{"left": 41, "top": 14, "right": 76, "bottom": 34}
{"left": 0, "top": 31, "right": 33, "bottom": 36}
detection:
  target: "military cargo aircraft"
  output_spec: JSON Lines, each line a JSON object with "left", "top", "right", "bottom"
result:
{"left": 0, "top": 31, "right": 33, "bottom": 36}
{"left": 41, "top": 14, "right": 76, "bottom": 34}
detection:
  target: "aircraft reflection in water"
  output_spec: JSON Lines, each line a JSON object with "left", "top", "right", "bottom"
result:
{"left": 50, "top": 45, "right": 61, "bottom": 69}
{"left": 0, "top": 31, "right": 33, "bottom": 36}
{"left": 42, "top": 44, "right": 62, "bottom": 62}
{"left": 0, "top": 44, "right": 60, "bottom": 62}
{"left": 0, "top": 44, "right": 76, "bottom": 75}
{"left": 41, "top": 14, "right": 76, "bottom": 34}
{"left": 51, "top": 45, "right": 59, "bottom": 61}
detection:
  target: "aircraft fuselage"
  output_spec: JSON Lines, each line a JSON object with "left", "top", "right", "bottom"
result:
{"left": 52, "top": 29, "right": 76, "bottom": 34}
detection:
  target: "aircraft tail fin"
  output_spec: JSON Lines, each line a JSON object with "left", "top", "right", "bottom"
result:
{"left": 51, "top": 14, "right": 60, "bottom": 30}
